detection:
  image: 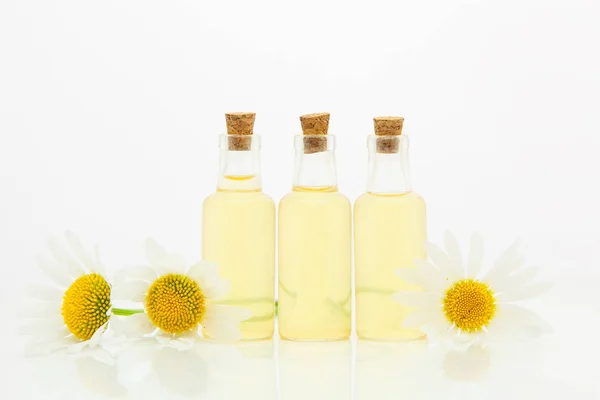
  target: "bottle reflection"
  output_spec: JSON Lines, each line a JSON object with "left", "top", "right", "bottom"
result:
{"left": 355, "top": 340, "right": 432, "bottom": 399}
{"left": 223, "top": 341, "right": 277, "bottom": 400}
{"left": 23, "top": 337, "right": 552, "bottom": 399}
{"left": 278, "top": 340, "right": 351, "bottom": 399}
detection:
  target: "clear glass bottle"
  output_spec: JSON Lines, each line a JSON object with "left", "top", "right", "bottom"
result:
{"left": 278, "top": 113, "right": 352, "bottom": 341}
{"left": 354, "top": 117, "right": 426, "bottom": 341}
{"left": 202, "top": 113, "right": 275, "bottom": 341}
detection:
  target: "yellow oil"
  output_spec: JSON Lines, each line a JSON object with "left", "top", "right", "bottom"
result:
{"left": 354, "top": 191, "right": 426, "bottom": 341}
{"left": 202, "top": 176, "right": 275, "bottom": 340}
{"left": 278, "top": 186, "right": 352, "bottom": 341}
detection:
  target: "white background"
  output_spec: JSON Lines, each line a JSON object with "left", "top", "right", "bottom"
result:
{"left": 1, "top": 0, "right": 599, "bottom": 398}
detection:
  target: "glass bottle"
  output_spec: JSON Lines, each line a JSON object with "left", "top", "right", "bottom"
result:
{"left": 202, "top": 112, "right": 275, "bottom": 340}
{"left": 354, "top": 116, "right": 426, "bottom": 341}
{"left": 278, "top": 113, "right": 352, "bottom": 341}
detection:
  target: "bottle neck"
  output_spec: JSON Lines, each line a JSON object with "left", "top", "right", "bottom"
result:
{"left": 292, "top": 135, "right": 338, "bottom": 190}
{"left": 217, "top": 134, "right": 262, "bottom": 192}
{"left": 367, "top": 135, "right": 412, "bottom": 194}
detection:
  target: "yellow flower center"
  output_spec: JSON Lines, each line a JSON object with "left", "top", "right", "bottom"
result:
{"left": 62, "top": 273, "right": 111, "bottom": 340}
{"left": 145, "top": 273, "right": 206, "bottom": 334}
{"left": 443, "top": 279, "right": 496, "bottom": 333}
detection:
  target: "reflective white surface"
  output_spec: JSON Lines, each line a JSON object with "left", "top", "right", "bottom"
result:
{"left": 4, "top": 282, "right": 598, "bottom": 400}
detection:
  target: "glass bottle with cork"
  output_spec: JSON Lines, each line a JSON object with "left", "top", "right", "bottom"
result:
{"left": 278, "top": 112, "right": 352, "bottom": 341}
{"left": 354, "top": 116, "right": 427, "bottom": 341}
{"left": 202, "top": 112, "right": 276, "bottom": 340}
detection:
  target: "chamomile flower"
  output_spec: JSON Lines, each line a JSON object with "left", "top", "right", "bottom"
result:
{"left": 111, "top": 239, "right": 250, "bottom": 348}
{"left": 392, "top": 232, "right": 552, "bottom": 349}
{"left": 22, "top": 232, "right": 111, "bottom": 355}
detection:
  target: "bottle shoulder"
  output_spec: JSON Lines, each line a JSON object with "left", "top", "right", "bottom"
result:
{"left": 203, "top": 190, "right": 275, "bottom": 208}
{"left": 279, "top": 189, "right": 350, "bottom": 208}
{"left": 355, "top": 191, "right": 425, "bottom": 207}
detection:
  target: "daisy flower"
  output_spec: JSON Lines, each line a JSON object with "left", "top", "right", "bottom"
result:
{"left": 392, "top": 232, "right": 553, "bottom": 349}
{"left": 22, "top": 231, "right": 111, "bottom": 355}
{"left": 111, "top": 238, "right": 251, "bottom": 348}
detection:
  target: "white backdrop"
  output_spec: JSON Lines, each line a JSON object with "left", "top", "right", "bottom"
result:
{"left": 1, "top": 0, "right": 599, "bottom": 398}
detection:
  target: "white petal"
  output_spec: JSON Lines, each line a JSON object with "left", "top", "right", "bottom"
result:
{"left": 482, "top": 240, "right": 524, "bottom": 283}
{"left": 19, "top": 318, "right": 66, "bottom": 335}
{"left": 395, "top": 260, "right": 448, "bottom": 293}
{"left": 187, "top": 261, "right": 218, "bottom": 285}
{"left": 127, "top": 313, "right": 158, "bottom": 336}
{"left": 36, "top": 255, "right": 72, "bottom": 288}
{"left": 489, "top": 266, "right": 541, "bottom": 293}
{"left": 444, "top": 231, "right": 464, "bottom": 275}
{"left": 509, "top": 266, "right": 541, "bottom": 288}
{"left": 163, "top": 254, "right": 187, "bottom": 274}
{"left": 424, "top": 241, "right": 463, "bottom": 280}
{"left": 25, "top": 331, "right": 76, "bottom": 349}
{"left": 443, "top": 334, "right": 478, "bottom": 352}
{"left": 486, "top": 303, "right": 553, "bottom": 342}
{"left": 201, "top": 304, "right": 251, "bottom": 342}
{"left": 114, "top": 266, "right": 157, "bottom": 284}
{"left": 110, "top": 314, "right": 156, "bottom": 338}
{"left": 144, "top": 238, "right": 186, "bottom": 275}
{"left": 393, "top": 267, "right": 421, "bottom": 286}
{"left": 93, "top": 245, "right": 106, "bottom": 276}
{"left": 20, "top": 303, "right": 62, "bottom": 319}
{"left": 154, "top": 334, "right": 195, "bottom": 350}
{"left": 495, "top": 282, "right": 552, "bottom": 302}
{"left": 421, "top": 317, "right": 452, "bottom": 341}
{"left": 86, "top": 348, "right": 115, "bottom": 366}
{"left": 466, "top": 232, "right": 484, "bottom": 278}
{"left": 144, "top": 238, "right": 168, "bottom": 268}
{"left": 68, "top": 340, "right": 89, "bottom": 353}
{"left": 111, "top": 280, "right": 149, "bottom": 302}
{"left": 23, "top": 285, "right": 63, "bottom": 302}
{"left": 47, "top": 236, "right": 86, "bottom": 277}
{"left": 392, "top": 291, "right": 442, "bottom": 308}
{"left": 188, "top": 261, "right": 230, "bottom": 299}
{"left": 204, "top": 278, "right": 230, "bottom": 300}
{"left": 402, "top": 308, "right": 438, "bottom": 328}
{"left": 87, "top": 323, "right": 108, "bottom": 348}
{"left": 65, "top": 231, "right": 98, "bottom": 272}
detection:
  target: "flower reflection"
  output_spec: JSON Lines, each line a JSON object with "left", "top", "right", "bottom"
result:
{"left": 117, "top": 341, "right": 239, "bottom": 399}
{"left": 356, "top": 339, "right": 549, "bottom": 400}
{"left": 442, "top": 345, "right": 490, "bottom": 382}
{"left": 75, "top": 351, "right": 128, "bottom": 398}
{"left": 24, "top": 348, "right": 126, "bottom": 399}
{"left": 116, "top": 340, "right": 276, "bottom": 399}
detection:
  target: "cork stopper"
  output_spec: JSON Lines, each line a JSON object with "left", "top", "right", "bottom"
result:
{"left": 300, "top": 113, "right": 329, "bottom": 154}
{"left": 225, "top": 112, "right": 255, "bottom": 150}
{"left": 373, "top": 116, "right": 404, "bottom": 153}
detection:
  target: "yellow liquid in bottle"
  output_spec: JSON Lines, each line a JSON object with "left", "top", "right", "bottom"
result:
{"left": 202, "top": 176, "right": 275, "bottom": 340}
{"left": 354, "top": 191, "right": 426, "bottom": 341}
{"left": 278, "top": 186, "right": 352, "bottom": 341}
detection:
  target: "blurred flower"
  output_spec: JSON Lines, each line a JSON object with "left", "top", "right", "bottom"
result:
{"left": 21, "top": 232, "right": 112, "bottom": 355}
{"left": 116, "top": 339, "right": 243, "bottom": 399}
{"left": 393, "top": 232, "right": 552, "bottom": 350}
{"left": 111, "top": 238, "right": 250, "bottom": 349}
